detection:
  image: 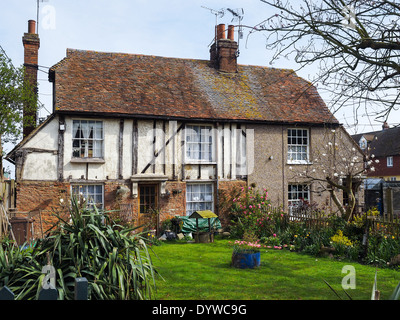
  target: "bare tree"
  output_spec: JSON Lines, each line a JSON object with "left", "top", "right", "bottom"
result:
{"left": 289, "top": 127, "right": 376, "bottom": 221}
{"left": 252, "top": 0, "right": 400, "bottom": 124}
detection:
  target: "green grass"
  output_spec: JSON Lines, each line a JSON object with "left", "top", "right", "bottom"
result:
{"left": 149, "top": 238, "right": 400, "bottom": 300}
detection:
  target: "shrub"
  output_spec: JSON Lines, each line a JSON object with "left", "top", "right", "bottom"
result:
{"left": 366, "top": 234, "right": 400, "bottom": 267}
{"left": 0, "top": 197, "right": 158, "bottom": 300}
{"left": 229, "top": 186, "right": 286, "bottom": 239}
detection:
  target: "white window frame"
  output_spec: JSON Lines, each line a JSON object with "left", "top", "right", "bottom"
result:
{"left": 71, "top": 184, "right": 104, "bottom": 209}
{"left": 186, "top": 183, "right": 214, "bottom": 216}
{"left": 185, "top": 125, "right": 213, "bottom": 162}
{"left": 359, "top": 136, "right": 367, "bottom": 150}
{"left": 288, "top": 184, "right": 310, "bottom": 207}
{"left": 387, "top": 156, "right": 393, "bottom": 167}
{"left": 72, "top": 120, "right": 104, "bottom": 159}
{"left": 287, "top": 128, "right": 309, "bottom": 164}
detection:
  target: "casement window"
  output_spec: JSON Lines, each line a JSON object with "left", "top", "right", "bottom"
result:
{"left": 139, "top": 184, "right": 158, "bottom": 214}
{"left": 387, "top": 156, "right": 393, "bottom": 167}
{"left": 185, "top": 125, "right": 213, "bottom": 162}
{"left": 72, "top": 120, "right": 103, "bottom": 158}
{"left": 288, "top": 184, "right": 310, "bottom": 207}
{"left": 287, "top": 129, "right": 309, "bottom": 163}
{"left": 71, "top": 184, "right": 104, "bottom": 209}
{"left": 186, "top": 183, "right": 213, "bottom": 216}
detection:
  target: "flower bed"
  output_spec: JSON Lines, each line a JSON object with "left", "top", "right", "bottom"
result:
{"left": 227, "top": 187, "right": 400, "bottom": 268}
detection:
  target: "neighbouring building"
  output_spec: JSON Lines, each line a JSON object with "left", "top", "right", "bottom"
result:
{"left": 352, "top": 122, "right": 400, "bottom": 181}
{"left": 352, "top": 122, "right": 400, "bottom": 216}
{"left": 6, "top": 21, "right": 363, "bottom": 238}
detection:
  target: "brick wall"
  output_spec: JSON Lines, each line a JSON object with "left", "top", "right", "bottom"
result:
{"left": 16, "top": 181, "right": 70, "bottom": 238}
{"left": 14, "top": 179, "right": 246, "bottom": 239}
{"left": 217, "top": 180, "right": 247, "bottom": 227}
{"left": 369, "top": 155, "right": 400, "bottom": 179}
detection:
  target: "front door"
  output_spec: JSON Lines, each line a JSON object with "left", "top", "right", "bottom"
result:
{"left": 138, "top": 184, "right": 159, "bottom": 228}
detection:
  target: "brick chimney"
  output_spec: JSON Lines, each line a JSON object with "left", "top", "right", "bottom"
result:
{"left": 22, "top": 20, "right": 40, "bottom": 138}
{"left": 210, "top": 24, "right": 238, "bottom": 73}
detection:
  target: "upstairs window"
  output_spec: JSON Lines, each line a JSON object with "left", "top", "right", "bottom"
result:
{"left": 387, "top": 156, "right": 393, "bottom": 167}
{"left": 288, "top": 129, "right": 309, "bottom": 164}
{"left": 185, "top": 125, "right": 213, "bottom": 162}
{"left": 72, "top": 120, "right": 103, "bottom": 158}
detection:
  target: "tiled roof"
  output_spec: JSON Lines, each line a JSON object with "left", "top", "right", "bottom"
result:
{"left": 49, "top": 49, "right": 338, "bottom": 125}
{"left": 352, "top": 127, "right": 400, "bottom": 157}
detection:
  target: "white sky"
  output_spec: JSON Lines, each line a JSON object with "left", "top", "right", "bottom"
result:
{"left": 1, "top": 0, "right": 399, "bottom": 166}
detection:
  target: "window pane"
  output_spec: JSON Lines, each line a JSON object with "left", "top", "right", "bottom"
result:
{"left": 186, "top": 125, "right": 212, "bottom": 161}
{"left": 139, "top": 185, "right": 157, "bottom": 214}
{"left": 287, "top": 128, "right": 309, "bottom": 162}
{"left": 71, "top": 184, "right": 103, "bottom": 209}
{"left": 186, "top": 183, "right": 214, "bottom": 216}
{"left": 72, "top": 120, "right": 104, "bottom": 158}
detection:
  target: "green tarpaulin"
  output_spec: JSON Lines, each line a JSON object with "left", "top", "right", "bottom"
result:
{"left": 179, "top": 216, "right": 221, "bottom": 233}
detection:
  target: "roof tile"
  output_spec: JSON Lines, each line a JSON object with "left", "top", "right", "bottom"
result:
{"left": 50, "top": 49, "right": 338, "bottom": 124}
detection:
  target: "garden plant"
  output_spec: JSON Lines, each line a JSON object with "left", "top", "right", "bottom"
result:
{"left": 228, "top": 187, "right": 400, "bottom": 269}
{"left": 0, "top": 197, "right": 158, "bottom": 300}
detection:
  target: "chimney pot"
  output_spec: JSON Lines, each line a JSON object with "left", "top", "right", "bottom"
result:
{"left": 216, "top": 24, "right": 226, "bottom": 40}
{"left": 382, "top": 121, "right": 389, "bottom": 130}
{"left": 28, "top": 20, "right": 36, "bottom": 34}
{"left": 228, "top": 25, "right": 235, "bottom": 41}
{"left": 210, "top": 24, "right": 238, "bottom": 73}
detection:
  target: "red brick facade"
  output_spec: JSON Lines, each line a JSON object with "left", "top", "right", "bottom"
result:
{"left": 16, "top": 180, "right": 246, "bottom": 239}
{"left": 369, "top": 155, "right": 400, "bottom": 179}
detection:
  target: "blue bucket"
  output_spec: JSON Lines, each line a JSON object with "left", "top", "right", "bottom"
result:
{"left": 232, "top": 251, "right": 261, "bottom": 269}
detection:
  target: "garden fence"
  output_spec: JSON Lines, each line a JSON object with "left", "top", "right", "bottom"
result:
{"left": 286, "top": 207, "right": 332, "bottom": 229}
{"left": 0, "top": 277, "right": 88, "bottom": 300}
{"left": 285, "top": 206, "right": 400, "bottom": 239}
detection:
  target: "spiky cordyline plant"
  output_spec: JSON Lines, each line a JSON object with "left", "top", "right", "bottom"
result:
{"left": 0, "top": 197, "right": 159, "bottom": 300}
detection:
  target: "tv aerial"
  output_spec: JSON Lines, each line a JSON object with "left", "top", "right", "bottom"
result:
{"left": 227, "top": 8, "right": 244, "bottom": 40}
{"left": 201, "top": 6, "right": 225, "bottom": 25}
{"left": 202, "top": 6, "right": 245, "bottom": 41}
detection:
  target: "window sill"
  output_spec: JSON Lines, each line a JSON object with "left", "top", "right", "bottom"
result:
{"left": 287, "top": 160, "right": 312, "bottom": 165}
{"left": 70, "top": 158, "right": 105, "bottom": 164}
{"left": 185, "top": 161, "right": 217, "bottom": 165}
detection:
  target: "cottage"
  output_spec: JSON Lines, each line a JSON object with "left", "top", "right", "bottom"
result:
{"left": 6, "top": 21, "right": 361, "bottom": 237}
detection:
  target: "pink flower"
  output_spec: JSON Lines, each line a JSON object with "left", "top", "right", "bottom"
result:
{"left": 273, "top": 233, "right": 277, "bottom": 237}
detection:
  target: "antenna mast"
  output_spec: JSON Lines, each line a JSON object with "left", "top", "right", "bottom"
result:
{"left": 227, "top": 8, "right": 244, "bottom": 50}
{"left": 201, "top": 6, "right": 225, "bottom": 43}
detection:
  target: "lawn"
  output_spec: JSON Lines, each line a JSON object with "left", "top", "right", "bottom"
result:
{"left": 149, "top": 238, "right": 400, "bottom": 300}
